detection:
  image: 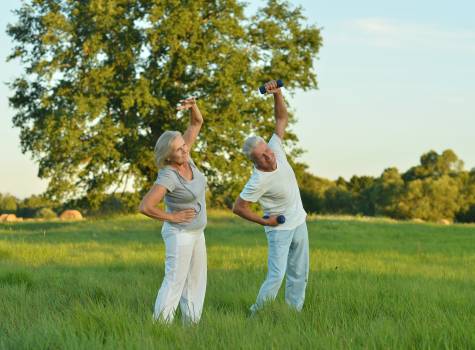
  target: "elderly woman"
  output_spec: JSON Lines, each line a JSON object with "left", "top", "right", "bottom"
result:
{"left": 139, "top": 97, "right": 207, "bottom": 324}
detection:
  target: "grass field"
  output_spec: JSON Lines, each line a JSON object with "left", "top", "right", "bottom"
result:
{"left": 1, "top": 212, "right": 474, "bottom": 349}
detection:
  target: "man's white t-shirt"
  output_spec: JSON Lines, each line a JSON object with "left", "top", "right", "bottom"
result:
{"left": 240, "top": 133, "right": 307, "bottom": 233}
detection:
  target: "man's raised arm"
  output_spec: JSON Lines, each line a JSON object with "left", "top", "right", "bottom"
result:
{"left": 263, "top": 80, "right": 288, "bottom": 139}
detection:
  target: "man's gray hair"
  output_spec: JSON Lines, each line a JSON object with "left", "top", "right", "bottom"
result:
{"left": 242, "top": 135, "right": 265, "bottom": 160}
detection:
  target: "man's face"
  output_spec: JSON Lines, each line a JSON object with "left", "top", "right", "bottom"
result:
{"left": 168, "top": 135, "right": 189, "bottom": 165}
{"left": 251, "top": 141, "right": 277, "bottom": 172}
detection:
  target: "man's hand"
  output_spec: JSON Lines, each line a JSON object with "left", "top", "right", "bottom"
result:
{"left": 169, "top": 208, "right": 196, "bottom": 223}
{"left": 233, "top": 197, "right": 284, "bottom": 227}
{"left": 263, "top": 80, "right": 282, "bottom": 95}
{"left": 263, "top": 215, "right": 280, "bottom": 227}
{"left": 176, "top": 97, "right": 197, "bottom": 111}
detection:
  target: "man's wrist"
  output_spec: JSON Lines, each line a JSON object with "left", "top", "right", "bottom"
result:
{"left": 258, "top": 217, "right": 268, "bottom": 226}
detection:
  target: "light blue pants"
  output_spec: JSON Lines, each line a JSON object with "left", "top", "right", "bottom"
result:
{"left": 251, "top": 222, "right": 309, "bottom": 313}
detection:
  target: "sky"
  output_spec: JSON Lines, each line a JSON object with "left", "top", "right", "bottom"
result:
{"left": 1, "top": 0, "right": 474, "bottom": 198}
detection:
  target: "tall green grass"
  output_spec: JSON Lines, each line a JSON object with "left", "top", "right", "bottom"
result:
{"left": 1, "top": 213, "right": 474, "bottom": 349}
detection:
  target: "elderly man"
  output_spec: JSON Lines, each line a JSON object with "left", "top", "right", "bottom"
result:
{"left": 232, "top": 80, "right": 309, "bottom": 314}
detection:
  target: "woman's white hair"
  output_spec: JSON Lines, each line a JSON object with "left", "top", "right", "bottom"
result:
{"left": 242, "top": 135, "right": 265, "bottom": 160}
{"left": 154, "top": 130, "right": 182, "bottom": 168}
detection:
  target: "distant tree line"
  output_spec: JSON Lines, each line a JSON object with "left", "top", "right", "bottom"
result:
{"left": 0, "top": 192, "right": 139, "bottom": 219}
{"left": 299, "top": 149, "right": 475, "bottom": 223}
{"left": 3, "top": 149, "right": 475, "bottom": 222}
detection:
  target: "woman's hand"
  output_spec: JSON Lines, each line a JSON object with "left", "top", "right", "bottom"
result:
{"left": 176, "top": 97, "right": 197, "bottom": 111}
{"left": 180, "top": 96, "right": 203, "bottom": 148}
{"left": 169, "top": 208, "right": 196, "bottom": 223}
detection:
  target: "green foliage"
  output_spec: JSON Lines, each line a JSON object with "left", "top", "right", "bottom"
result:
{"left": 456, "top": 169, "right": 475, "bottom": 222}
{"left": 34, "top": 207, "right": 57, "bottom": 219}
{"left": 291, "top": 161, "right": 332, "bottom": 214}
{"left": 456, "top": 204, "right": 475, "bottom": 223}
{"left": 397, "top": 176, "right": 461, "bottom": 221}
{"left": 299, "top": 149, "right": 475, "bottom": 222}
{"left": 17, "top": 194, "right": 55, "bottom": 218}
{"left": 0, "top": 193, "right": 18, "bottom": 213}
{"left": 402, "top": 149, "right": 464, "bottom": 181}
{"left": 323, "top": 184, "right": 353, "bottom": 214}
{"left": 347, "top": 175, "right": 375, "bottom": 215}
{"left": 394, "top": 150, "right": 466, "bottom": 221}
{"left": 60, "top": 192, "right": 140, "bottom": 217}
{"left": 97, "top": 192, "right": 141, "bottom": 216}
{"left": 7, "top": 0, "right": 322, "bottom": 208}
{"left": 372, "top": 167, "right": 405, "bottom": 218}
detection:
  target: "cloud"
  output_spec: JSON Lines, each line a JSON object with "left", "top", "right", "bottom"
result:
{"left": 335, "top": 18, "right": 475, "bottom": 51}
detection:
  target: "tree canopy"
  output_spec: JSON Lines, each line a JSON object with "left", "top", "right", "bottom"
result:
{"left": 7, "top": 0, "right": 322, "bottom": 207}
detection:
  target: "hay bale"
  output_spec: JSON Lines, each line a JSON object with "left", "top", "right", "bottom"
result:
{"left": 4, "top": 214, "right": 18, "bottom": 222}
{"left": 59, "top": 210, "right": 83, "bottom": 220}
{"left": 0, "top": 214, "right": 9, "bottom": 221}
{"left": 438, "top": 219, "right": 451, "bottom": 225}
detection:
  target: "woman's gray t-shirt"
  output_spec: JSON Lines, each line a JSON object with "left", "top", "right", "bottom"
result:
{"left": 154, "top": 158, "right": 207, "bottom": 232}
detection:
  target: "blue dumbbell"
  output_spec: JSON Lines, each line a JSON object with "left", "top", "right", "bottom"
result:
{"left": 259, "top": 79, "right": 284, "bottom": 94}
{"left": 263, "top": 214, "right": 286, "bottom": 224}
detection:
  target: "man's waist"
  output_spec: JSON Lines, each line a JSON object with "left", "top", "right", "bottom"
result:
{"left": 263, "top": 202, "right": 305, "bottom": 216}
{"left": 264, "top": 212, "right": 307, "bottom": 231}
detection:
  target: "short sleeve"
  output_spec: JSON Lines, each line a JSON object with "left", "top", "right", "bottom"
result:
{"left": 268, "top": 133, "right": 287, "bottom": 162}
{"left": 154, "top": 168, "right": 176, "bottom": 192}
{"left": 239, "top": 174, "right": 265, "bottom": 203}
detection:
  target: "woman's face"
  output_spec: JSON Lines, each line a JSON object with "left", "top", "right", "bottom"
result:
{"left": 168, "top": 135, "right": 189, "bottom": 166}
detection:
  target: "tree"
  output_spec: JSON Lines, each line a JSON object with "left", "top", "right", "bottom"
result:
{"left": 298, "top": 169, "right": 334, "bottom": 214}
{"left": 17, "top": 194, "right": 55, "bottom": 218}
{"left": 347, "top": 175, "right": 375, "bottom": 215}
{"left": 397, "top": 176, "right": 460, "bottom": 221}
{"left": 323, "top": 185, "right": 353, "bottom": 214}
{"left": 0, "top": 193, "right": 18, "bottom": 213}
{"left": 455, "top": 169, "right": 475, "bottom": 222}
{"left": 399, "top": 149, "right": 466, "bottom": 221}
{"left": 372, "top": 167, "right": 404, "bottom": 218}
{"left": 35, "top": 207, "right": 57, "bottom": 219}
{"left": 403, "top": 149, "right": 463, "bottom": 181}
{"left": 7, "top": 0, "right": 322, "bottom": 208}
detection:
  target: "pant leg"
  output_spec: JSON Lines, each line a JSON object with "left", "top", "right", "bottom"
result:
{"left": 153, "top": 231, "right": 195, "bottom": 323}
{"left": 179, "top": 232, "right": 207, "bottom": 324}
{"left": 285, "top": 222, "right": 309, "bottom": 311}
{"left": 250, "top": 229, "right": 293, "bottom": 313}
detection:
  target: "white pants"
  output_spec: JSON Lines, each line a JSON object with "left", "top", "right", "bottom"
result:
{"left": 153, "top": 228, "right": 207, "bottom": 324}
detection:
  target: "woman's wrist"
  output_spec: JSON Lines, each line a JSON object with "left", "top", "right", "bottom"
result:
{"left": 163, "top": 212, "right": 174, "bottom": 222}
{"left": 190, "top": 110, "right": 203, "bottom": 124}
